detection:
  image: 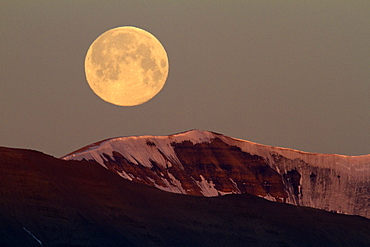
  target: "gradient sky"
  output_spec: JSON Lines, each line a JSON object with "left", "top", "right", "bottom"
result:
{"left": 1, "top": 1, "right": 369, "bottom": 157}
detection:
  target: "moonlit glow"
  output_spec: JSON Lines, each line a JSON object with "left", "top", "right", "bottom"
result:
{"left": 84, "top": 26, "right": 169, "bottom": 106}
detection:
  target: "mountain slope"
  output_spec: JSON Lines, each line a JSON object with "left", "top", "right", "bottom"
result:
{"left": 63, "top": 129, "right": 370, "bottom": 218}
{"left": 1, "top": 146, "right": 370, "bottom": 246}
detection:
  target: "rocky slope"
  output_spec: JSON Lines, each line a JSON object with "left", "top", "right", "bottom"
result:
{"left": 63, "top": 130, "right": 370, "bottom": 219}
{"left": 2, "top": 146, "right": 370, "bottom": 246}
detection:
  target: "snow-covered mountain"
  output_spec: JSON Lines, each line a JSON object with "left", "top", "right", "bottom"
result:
{"left": 62, "top": 129, "right": 370, "bottom": 218}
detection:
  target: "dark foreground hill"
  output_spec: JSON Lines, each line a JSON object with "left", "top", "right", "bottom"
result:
{"left": 1, "top": 146, "right": 370, "bottom": 247}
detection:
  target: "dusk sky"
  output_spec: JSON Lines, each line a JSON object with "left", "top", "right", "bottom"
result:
{"left": 1, "top": 1, "right": 369, "bottom": 157}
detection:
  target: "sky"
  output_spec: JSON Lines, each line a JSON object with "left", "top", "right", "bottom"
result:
{"left": 1, "top": 0, "right": 369, "bottom": 157}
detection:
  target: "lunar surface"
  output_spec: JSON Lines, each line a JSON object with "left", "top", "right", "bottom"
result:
{"left": 84, "top": 26, "right": 169, "bottom": 106}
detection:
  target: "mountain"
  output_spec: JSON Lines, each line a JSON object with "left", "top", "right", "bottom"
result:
{"left": 62, "top": 129, "right": 370, "bottom": 219}
{"left": 1, "top": 146, "right": 370, "bottom": 246}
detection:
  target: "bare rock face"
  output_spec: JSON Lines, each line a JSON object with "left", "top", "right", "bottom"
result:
{"left": 63, "top": 130, "right": 370, "bottom": 218}
{"left": 171, "top": 139, "right": 287, "bottom": 201}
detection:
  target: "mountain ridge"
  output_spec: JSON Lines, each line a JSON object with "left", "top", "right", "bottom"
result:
{"left": 64, "top": 129, "right": 370, "bottom": 158}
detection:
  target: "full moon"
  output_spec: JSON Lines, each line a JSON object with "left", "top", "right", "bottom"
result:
{"left": 84, "top": 26, "right": 169, "bottom": 106}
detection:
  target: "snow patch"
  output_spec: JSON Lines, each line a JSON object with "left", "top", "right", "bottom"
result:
{"left": 117, "top": 170, "right": 133, "bottom": 181}
{"left": 195, "top": 175, "right": 219, "bottom": 196}
{"left": 144, "top": 172, "right": 187, "bottom": 195}
{"left": 229, "top": 178, "right": 241, "bottom": 194}
{"left": 263, "top": 194, "right": 277, "bottom": 202}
